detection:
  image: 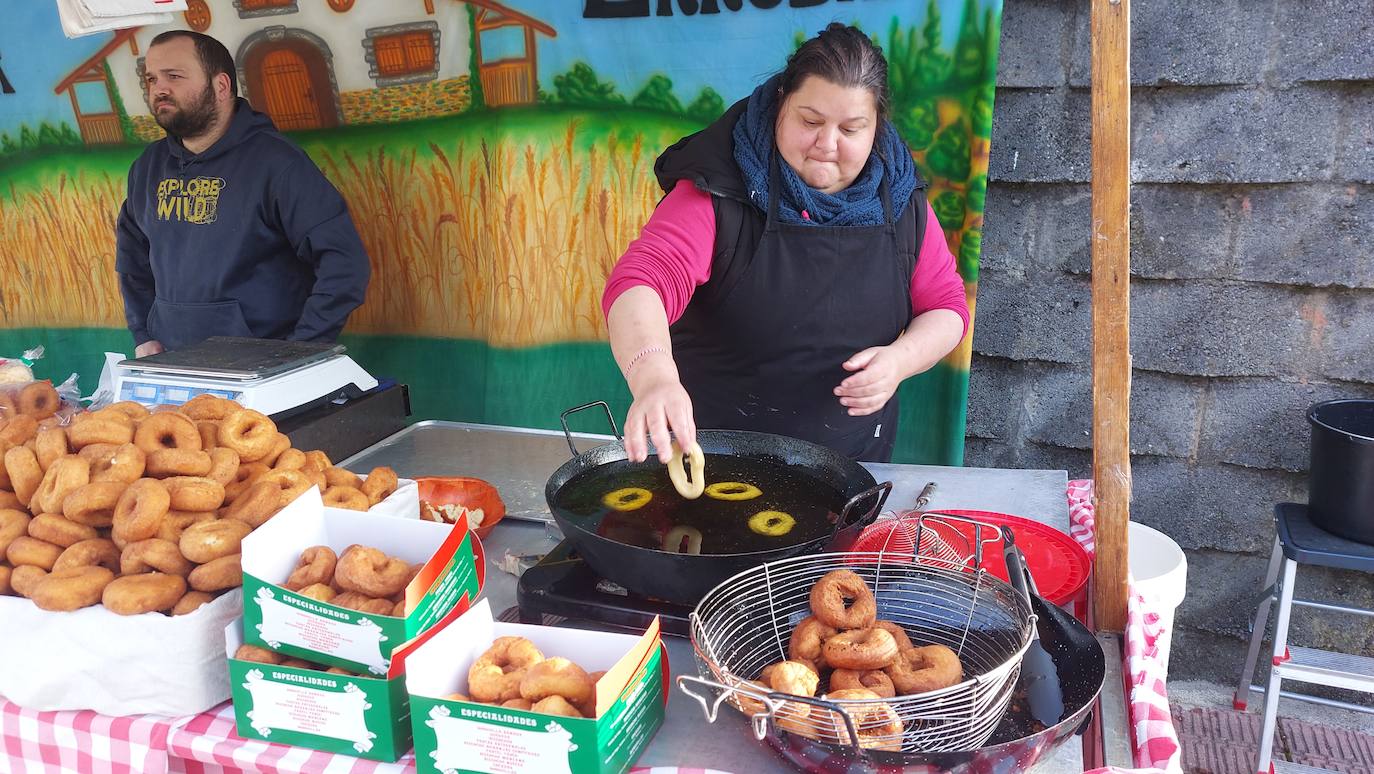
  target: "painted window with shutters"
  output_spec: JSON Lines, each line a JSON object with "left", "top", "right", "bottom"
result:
{"left": 362, "top": 22, "right": 439, "bottom": 87}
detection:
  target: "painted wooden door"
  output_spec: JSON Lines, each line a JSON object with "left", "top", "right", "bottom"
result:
{"left": 260, "top": 48, "right": 320, "bottom": 130}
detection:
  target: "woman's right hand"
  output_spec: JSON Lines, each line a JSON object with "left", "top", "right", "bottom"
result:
{"left": 623, "top": 355, "right": 697, "bottom": 464}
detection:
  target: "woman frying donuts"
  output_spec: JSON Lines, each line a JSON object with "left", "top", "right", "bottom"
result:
{"left": 605, "top": 24, "right": 967, "bottom": 465}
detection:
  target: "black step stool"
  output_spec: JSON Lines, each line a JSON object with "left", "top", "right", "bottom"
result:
{"left": 1235, "top": 503, "right": 1374, "bottom": 774}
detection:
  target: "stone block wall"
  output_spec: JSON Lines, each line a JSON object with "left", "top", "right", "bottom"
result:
{"left": 973, "top": 0, "right": 1374, "bottom": 682}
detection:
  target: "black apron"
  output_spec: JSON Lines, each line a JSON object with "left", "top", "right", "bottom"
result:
{"left": 671, "top": 157, "right": 915, "bottom": 462}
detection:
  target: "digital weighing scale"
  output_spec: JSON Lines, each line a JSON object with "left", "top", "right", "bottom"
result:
{"left": 109, "top": 337, "right": 379, "bottom": 417}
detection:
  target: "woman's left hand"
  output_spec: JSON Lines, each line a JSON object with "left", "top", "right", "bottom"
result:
{"left": 834, "top": 346, "right": 906, "bottom": 417}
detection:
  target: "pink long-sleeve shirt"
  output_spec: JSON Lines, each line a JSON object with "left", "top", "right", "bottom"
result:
{"left": 602, "top": 180, "right": 970, "bottom": 334}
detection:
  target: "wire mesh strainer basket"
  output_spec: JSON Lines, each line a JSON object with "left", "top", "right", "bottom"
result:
{"left": 680, "top": 512, "right": 1034, "bottom": 754}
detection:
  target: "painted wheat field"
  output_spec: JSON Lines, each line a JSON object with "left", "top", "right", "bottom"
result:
{"left": 1, "top": 172, "right": 129, "bottom": 328}
{"left": 0, "top": 111, "right": 687, "bottom": 346}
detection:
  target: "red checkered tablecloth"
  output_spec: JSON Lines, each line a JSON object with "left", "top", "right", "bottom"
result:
{"left": 164, "top": 702, "right": 730, "bottom": 774}
{"left": 166, "top": 702, "right": 413, "bottom": 773}
{"left": 0, "top": 698, "right": 178, "bottom": 774}
{"left": 1068, "top": 479, "right": 1182, "bottom": 774}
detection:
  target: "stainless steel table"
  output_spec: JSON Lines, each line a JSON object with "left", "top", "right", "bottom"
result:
{"left": 341, "top": 422, "right": 1091, "bottom": 772}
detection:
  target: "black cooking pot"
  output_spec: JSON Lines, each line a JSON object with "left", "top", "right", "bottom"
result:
{"left": 1308, "top": 399, "right": 1374, "bottom": 545}
{"left": 544, "top": 402, "right": 892, "bottom": 606}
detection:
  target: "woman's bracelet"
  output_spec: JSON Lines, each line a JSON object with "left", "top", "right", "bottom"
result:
{"left": 624, "top": 345, "right": 667, "bottom": 378}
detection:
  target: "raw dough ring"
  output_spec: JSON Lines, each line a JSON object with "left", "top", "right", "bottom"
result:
{"left": 666, "top": 441, "right": 705, "bottom": 499}
{"left": 663, "top": 525, "right": 703, "bottom": 554}
{"left": 704, "top": 481, "right": 762, "bottom": 501}
{"left": 601, "top": 487, "right": 652, "bottom": 511}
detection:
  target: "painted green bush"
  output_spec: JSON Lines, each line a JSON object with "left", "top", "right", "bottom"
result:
{"left": 553, "top": 62, "right": 626, "bottom": 107}
{"left": 632, "top": 74, "right": 684, "bottom": 115}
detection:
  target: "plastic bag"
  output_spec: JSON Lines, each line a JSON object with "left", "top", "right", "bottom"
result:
{"left": 0, "top": 345, "right": 82, "bottom": 427}
{"left": 0, "top": 345, "right": 43, "bottom": 385}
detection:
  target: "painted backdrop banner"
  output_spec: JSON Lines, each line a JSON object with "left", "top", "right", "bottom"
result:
{"left": 0, "top": 0, "right": 1001, "bottom": 464}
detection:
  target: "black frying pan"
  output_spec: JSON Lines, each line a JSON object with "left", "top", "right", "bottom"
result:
{"left": 544, "top": 402, "right": 892, "bottom": 606}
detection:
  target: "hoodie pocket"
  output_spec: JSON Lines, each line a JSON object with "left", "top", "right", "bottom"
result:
{"left": 148, "top": 298, "right": 254, "bottom": 350}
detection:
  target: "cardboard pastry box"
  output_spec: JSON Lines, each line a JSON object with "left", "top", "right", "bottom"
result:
{"left": 225, "top": 619, "right": 427, "bottom": 762}
{"left": 240, "top": 486, "right": 484, "bottom": 676}
{"left": 401, "top": 599, "right": 668, "bottom": 774}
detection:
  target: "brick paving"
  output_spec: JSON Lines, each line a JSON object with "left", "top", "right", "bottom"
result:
{"left": 1173, "top": 703, "right": 1374, "bottom": 774}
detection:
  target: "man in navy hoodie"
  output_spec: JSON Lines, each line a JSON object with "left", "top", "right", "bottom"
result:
{"left": 116, "top": 31, "right": 370, "bottom": 357}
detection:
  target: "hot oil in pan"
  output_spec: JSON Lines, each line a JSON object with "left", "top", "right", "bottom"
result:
{"left": 553, "top": 454, "right": 845, "bottom": 555}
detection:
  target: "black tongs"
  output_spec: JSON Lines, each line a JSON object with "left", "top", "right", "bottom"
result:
{"left": 1001, "top": 526, "right": 1066, "bottom": 728}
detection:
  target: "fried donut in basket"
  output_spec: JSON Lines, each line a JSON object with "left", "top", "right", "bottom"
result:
{"left": 788, "top": 615, "right": 837, "bottom": 670}
{"left": 829, "top": 668, "right": 897, "bottom": 698}
{"left": 823, "top": 628, "right": 899, "bottom": 671}
{"left": 809, "top": 569, "right": 878, "bottom": 630}
{"left": 884, "top": 644, "right": 963, "bottom": 695}
{"left": 813, "top": 688, "right": 903, "bottom": 751}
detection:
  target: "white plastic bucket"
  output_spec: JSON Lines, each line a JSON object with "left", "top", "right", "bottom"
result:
{"left": 1128, "top": 521, "right": 1189, "bottom": 670}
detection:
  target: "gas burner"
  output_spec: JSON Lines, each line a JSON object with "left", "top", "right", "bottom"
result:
{"left": 515, "top": 539, "right": 693, "bottom": 637}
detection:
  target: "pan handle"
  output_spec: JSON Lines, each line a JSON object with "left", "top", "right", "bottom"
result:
{"left": 833, "top": 481, "right": 893, "bottom": 538}
{"left": 559, "top": 401, "right": 622, "bottom": 456}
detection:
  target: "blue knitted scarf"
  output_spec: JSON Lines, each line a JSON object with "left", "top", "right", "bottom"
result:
{"left": 732, "top": 75, "right": 918, "bottom": 227}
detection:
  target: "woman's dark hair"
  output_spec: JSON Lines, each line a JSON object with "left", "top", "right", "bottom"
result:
{"left": 149, "top": 30, "right": 238, "bottom": 96}
{"left": 778, "top": 23, "right": 889, "bottom": 119}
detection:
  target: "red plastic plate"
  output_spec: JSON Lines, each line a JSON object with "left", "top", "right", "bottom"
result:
{"left": 852, "top": 509, "right": 1091, "bottom": 608}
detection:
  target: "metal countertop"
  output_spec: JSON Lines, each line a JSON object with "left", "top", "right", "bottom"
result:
{"left": 341, "top": 421, "right": 1087, "bottom": 772}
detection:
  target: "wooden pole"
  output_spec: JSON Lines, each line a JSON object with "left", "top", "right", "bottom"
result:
{"left": 1091, "top": 0, "right": 1131, "bottom": 633}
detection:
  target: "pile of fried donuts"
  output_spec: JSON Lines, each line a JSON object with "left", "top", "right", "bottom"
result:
{"left": 0, "top": 381, "right": 63, "bottom": 422}
{"left": 734, "top": 569, "right": 965, "bottom": 751}
{"left": 234, "top": 643, "right": 359, "bottom": 676}
{"left": 281, "top": 544, "right": 420, "bottom": 618}
{"left": 0, "top": 394, "right": 400, "bottom": 615}
{"left": 448, "top": 636, "right": 605, "bottom": 719}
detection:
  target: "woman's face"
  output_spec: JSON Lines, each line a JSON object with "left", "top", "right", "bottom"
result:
{"left": 774, "top": 75, "right": 879, "bottom": 195}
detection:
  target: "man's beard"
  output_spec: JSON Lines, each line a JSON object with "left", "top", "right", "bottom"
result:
{"left": 153, "top": 82, "right": 218, "bottom": 140}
